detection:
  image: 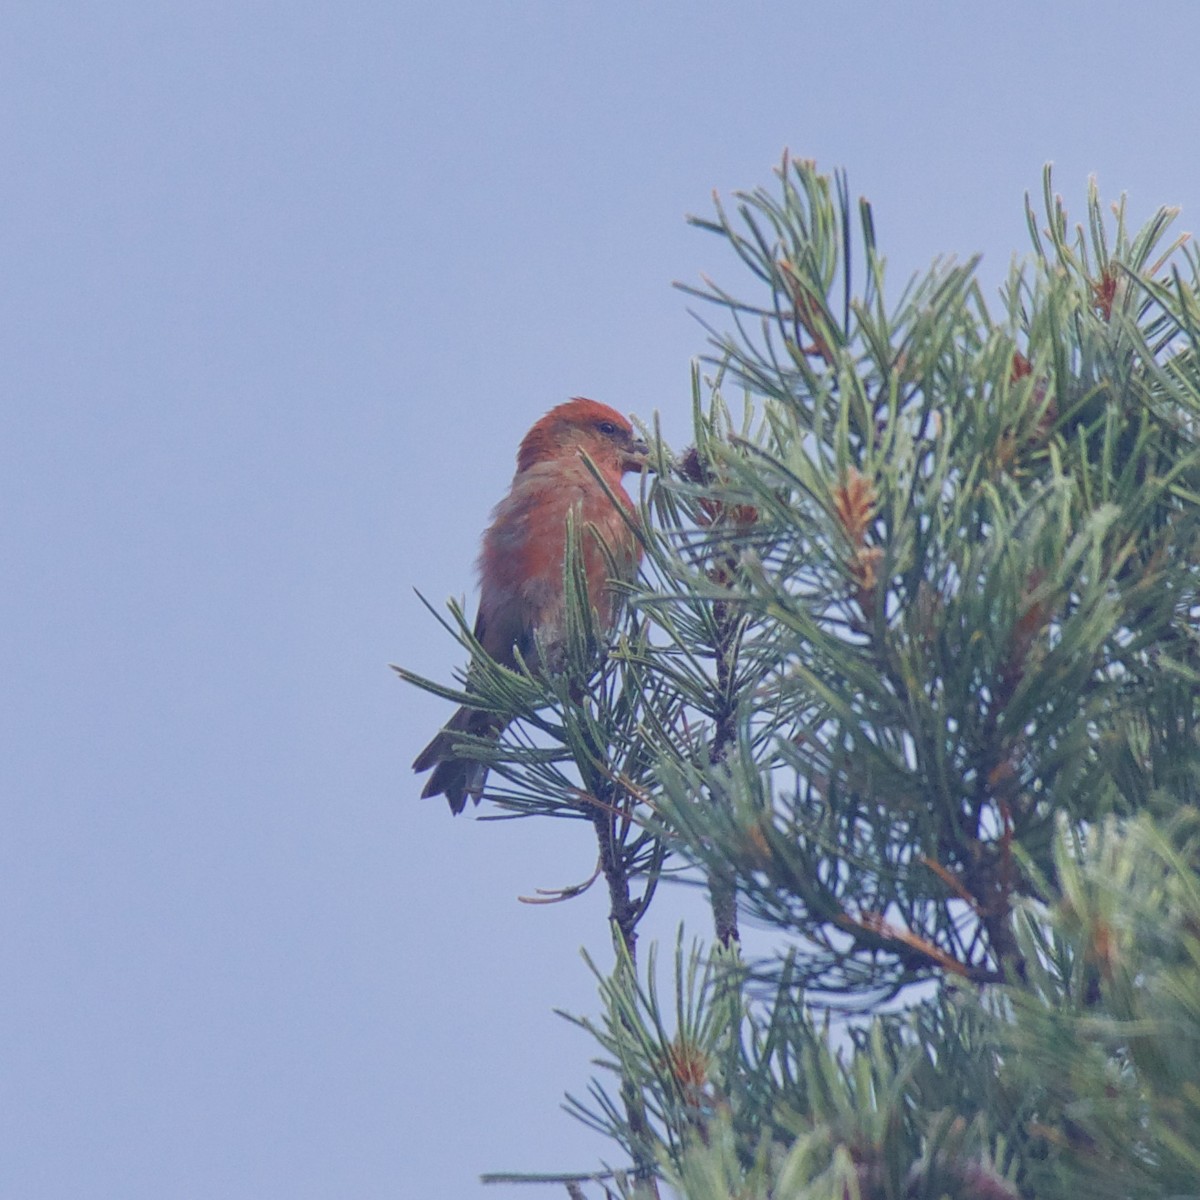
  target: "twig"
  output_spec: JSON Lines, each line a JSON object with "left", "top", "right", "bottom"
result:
{"left": 519, "top": 856, "right": 603, "bottom": 905}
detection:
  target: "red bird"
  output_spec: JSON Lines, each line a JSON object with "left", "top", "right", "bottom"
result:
{"left": 413, "top": 398, "right": 649, "bottom": 813}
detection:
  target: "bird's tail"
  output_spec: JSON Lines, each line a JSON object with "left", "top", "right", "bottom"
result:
{"left": 412, "top": 705, "right": 506, "bottom": 815}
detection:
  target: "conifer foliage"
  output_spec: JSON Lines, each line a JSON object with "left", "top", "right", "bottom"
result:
{"left": 399, "top": 158, "right": 1200, "bottom": 1198}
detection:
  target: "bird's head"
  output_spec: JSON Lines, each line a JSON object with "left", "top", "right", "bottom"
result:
{"left": 516, "top": 398, "right": 650, "bottom": 477}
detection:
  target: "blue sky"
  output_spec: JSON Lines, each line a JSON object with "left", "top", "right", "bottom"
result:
{"left": 4, "top": 3, "right": 1199, "bottom": 1197}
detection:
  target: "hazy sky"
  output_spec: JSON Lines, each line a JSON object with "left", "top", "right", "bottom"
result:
{"left": 4, "top": 3, "right": 1199, "bottom": 1197}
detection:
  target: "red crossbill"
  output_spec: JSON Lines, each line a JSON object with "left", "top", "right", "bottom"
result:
{"left": 413, "top": 398, "right": 649, "bottom": 813}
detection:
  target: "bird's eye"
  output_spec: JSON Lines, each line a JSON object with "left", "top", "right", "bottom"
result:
{"left": 597, "top": 421, "right": 618, "bottom": 436}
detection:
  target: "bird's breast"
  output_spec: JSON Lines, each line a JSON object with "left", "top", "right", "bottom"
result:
{"left": 475, "top": 464, "right": 640, "bottom": 666}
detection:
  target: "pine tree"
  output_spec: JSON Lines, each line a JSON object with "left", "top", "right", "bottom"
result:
{"left": 398, "top": 157, "right": 1200, "bottom": 1199}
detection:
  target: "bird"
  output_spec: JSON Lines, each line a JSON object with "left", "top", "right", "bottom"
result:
{"left": 413, "top": 398, "right": 650, "bottom": 813}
